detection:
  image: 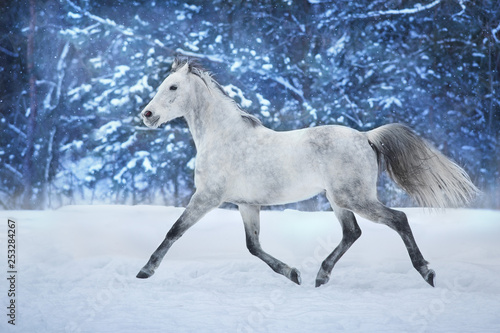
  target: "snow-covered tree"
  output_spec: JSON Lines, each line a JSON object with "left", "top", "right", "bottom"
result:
{"left": 0, "top": 0, "right": 498, "bottom": 209}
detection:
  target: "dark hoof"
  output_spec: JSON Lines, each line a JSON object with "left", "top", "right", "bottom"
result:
{"left": 425, "top": 269, "right": 436, "bottom": 287}
{"left": 315, "top": 276, "right": 329, "bottom": 288}
{"left": 136, "top": 269, "right": 153, "bottom": 279}
{"left": 290, "top": 268, "right": 301, "bottom": 285}
{"left": 315, "top": 268, "right": 330, "bottom": 288}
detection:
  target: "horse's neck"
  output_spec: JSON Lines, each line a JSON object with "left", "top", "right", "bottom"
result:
{"left": 183, "top": 84, "right": 245, "bottom": 149}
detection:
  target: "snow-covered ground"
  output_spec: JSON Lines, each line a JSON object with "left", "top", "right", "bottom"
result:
{"left": 1, "top": 206, "right": 499, "bottom": 332}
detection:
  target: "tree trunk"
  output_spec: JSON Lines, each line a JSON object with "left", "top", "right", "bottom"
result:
{"left": 23, "top": 0, "right": 37, "bottom": 209}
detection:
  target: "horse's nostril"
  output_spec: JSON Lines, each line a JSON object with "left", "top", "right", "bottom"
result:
{"left": 144, "top": 110, "right": 153, "bottom": 118}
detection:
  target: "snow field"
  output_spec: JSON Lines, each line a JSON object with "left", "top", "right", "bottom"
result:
{"left": 1, "top": 206, "right": 499, "bottom": 332}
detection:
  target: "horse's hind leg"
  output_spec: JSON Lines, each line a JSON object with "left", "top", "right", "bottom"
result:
{"left": 239, "top": 204, "right": 301, "bottom": 285}
{"left": 353, "top": 201, "right": 435, "bottom": 287}
{"left": 315, "top": 203, "right": 362, "bottom": 288}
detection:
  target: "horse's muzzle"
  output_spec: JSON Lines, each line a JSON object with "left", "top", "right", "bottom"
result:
{"left": 141, "top": 110, "right": 161, "bottom": 128}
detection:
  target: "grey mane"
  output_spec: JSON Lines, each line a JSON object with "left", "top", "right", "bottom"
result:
{"left": 172, "top": 57, "right": 262, "bottom": 127}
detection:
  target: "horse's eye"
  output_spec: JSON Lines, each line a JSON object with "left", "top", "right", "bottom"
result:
{"left": 170, "top": 85, "right": 178, "bottom": 91}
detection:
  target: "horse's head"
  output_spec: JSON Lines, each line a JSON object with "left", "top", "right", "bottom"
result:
{"left": 140, "top": 59, "right": 193, "bottom": 128}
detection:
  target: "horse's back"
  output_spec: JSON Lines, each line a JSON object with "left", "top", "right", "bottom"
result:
{"left": 299, "top": 125, "right": 376, "bottom": 169}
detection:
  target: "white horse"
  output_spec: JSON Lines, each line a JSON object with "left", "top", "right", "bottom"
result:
{"left": 137, "top": 58, "right": 478, "bottom": 287}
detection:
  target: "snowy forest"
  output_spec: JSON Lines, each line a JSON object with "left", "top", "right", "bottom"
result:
{"left": 0, "top": 0, "right": 499, "bottom": 210}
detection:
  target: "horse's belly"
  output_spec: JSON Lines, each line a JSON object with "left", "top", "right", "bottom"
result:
{"left": 225, "top": 172, "right": 324, "bottom": 206}
{"left": 271, "top": 183, "right": 325, "bottom": 205}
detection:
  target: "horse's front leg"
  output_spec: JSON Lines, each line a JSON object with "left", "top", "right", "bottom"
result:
{"left": 136, "top": 192, "right": 220, "bottom": 279}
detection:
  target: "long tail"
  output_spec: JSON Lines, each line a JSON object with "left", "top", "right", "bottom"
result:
{"left": 365, "top": 124, "right": 480, "bottom": 208}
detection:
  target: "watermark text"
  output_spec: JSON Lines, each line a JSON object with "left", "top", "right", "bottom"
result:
{"left": 6, "top": 219, "right": 17, "bottom": 325}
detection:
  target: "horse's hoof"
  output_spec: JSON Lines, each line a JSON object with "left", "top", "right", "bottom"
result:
{"left": 290, "top": 268, "right": 301, "bottom": 285}
{"left": 315, "top": 268, "right": 330, "bottom": 288}
{"left": 136, "top": 268, "right": 154, "bottom": 279}
{"left": 315, "top": 276, "right": 329, "bottom": 288}
{"left": 424, "top": 269, "right": 436, "bottom": 287}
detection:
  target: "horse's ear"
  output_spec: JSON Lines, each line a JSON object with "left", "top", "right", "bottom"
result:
{"left": 177, "top": 62, "right": 190, "bottom": 75}
{"left": 172, "top": 58, "right": 181, "bottom": 71}
{"left": 172, "top": 58, "right": 184, "bottom": 71}
{"left": 172, "top": 57, "right": 190, "bottom": 74}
